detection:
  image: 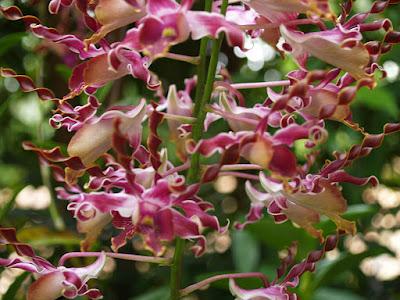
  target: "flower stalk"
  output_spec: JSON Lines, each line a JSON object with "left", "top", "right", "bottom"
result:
{"left": 59, "top": 252, "right": 171, "bottom": 266}
{"left": 170, "top": 0, "right": 229, "bottom": 299}
{"left": 229, "top": 80, "right": 291, "bottom": 89}
{"left": 187, "top": 0, "right": 230, "bottom": 183}
{"left": 180, "top": 272, "right": 269, "bottom": 297}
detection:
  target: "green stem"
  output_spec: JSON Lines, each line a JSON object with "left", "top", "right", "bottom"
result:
{"left": 169, "top": 1, "right": 229, "bottom": 299}
{"left": 193, "top": 0, "right": 213, "bottom": 116}
{"left": 187, "top": 0, "right": 229, "bottom": 183}
{"left": 169, "top": 238, "right": 186, "bottom": 300}
{"left": 39, "top": 164, "right": 65, "bottom": 231}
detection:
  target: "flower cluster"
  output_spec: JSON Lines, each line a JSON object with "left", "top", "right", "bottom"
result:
{"left": 1, "top": 0, "right": 400, "bottom": 299}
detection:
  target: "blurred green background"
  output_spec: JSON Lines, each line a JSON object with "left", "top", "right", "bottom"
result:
{"left": 1, "top": 0, "right": 400, "bottom": 299}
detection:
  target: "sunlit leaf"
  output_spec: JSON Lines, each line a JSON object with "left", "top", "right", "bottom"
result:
{"left": 355, "top": 87, "right": 398, "bottom": 118}
{"left": 17, "top": 227, "right": 81, "bottom": 247}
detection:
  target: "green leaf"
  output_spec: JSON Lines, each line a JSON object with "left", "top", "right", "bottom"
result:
{"left": 355, "top": 86, "right": 398, "bottom": 118}
{"left": 55, "top": 64, "right": 72, "bottom": 81}
{"left": 232, "top": 230, "right": 260, "bottom": 273}
{"left": 3, "top": 272, "right": 30, "bottom": 300}
{"left": 317, "top": 204, "right": 379, "bottom": 234}
{"left": 313, "top": 288, "right": 364, "bottom": 300}
{"left": 341, "top": 204, "right": 379, "bottom": 219}
{"left": 17, "top": 227, "right": 81, "bottom": 247}
{"left": 96, "top": 82, "right": 113, "bottom": 101}
{"left": 0, "top": 33, "right": 25, "bottom": 56}
{"left": 131, "top": 286, "right": 169, "bottom": 300}
{"left": 0, "top": 188, "right": 20, "bottom": 223}
{"left": 247, "top": 218, "right": 318, "bottom": 258}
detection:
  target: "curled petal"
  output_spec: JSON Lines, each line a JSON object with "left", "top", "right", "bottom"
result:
{"left": 30, "top": 24, "right": 103, "bottom": 60}
{"left": 188, "top": 132, "right": 239, "bottom": 157}
{"left": 0, "top": 257, "right": 47, "bottom": 273}
{"left": 22, "top": 142, "right": 86, "bottom": 178}
{"left": 0, "top": 5, "right": 40, "bottom": 27}
{"left": 0, "top": 68, "right": 55, "bottom": 101}
{"left": 48, "top": 0, "right": 74, "bottom": 14}
{"left": 50, "top": 95, "right": 101, "bottom": 132}
{"left": 0, "top": 227, "right": 36, "bottom": 257}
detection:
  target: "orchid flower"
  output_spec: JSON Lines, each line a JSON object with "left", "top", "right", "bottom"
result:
{"left": 67, "top": 99, "right": 147, "bottom": 166}
{"left": 0, "top": 228, "right": 105, "bottom": 300}
{"left": 242, "top": 0, "right": 332, "bottom": 17}
{"left": 189, "top": 121, "right": 327, "bottom": 178}
{"left": 118, "top": 0, "right": 244, "bottom": 59}
{"left": 240, "top": 171, "right": 378, "bottom": 240}
{"left": 56, "top": 146, "right": 224, "bottom": 256}
{"left": 280, "top": 24, "right": 370, "bottom": 80}
{"left": 279, "top": 1, "right": 400, "bottom": 80}
{"left": 181, "top": 235, "right": 339, "bottom": 299}
{"left": 267, "top": 69, "right": 375, "bottom": 123}
{"left": 48, "top": 0, "right": 147, "bottom": 47}
{"left": 1, "top": 0, "right": 400, "bottom": 299}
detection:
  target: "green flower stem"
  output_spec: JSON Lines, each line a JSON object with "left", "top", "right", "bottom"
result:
{"left": 40, "top": 164, "right": 65, "bottom": 231}
{"left": 187, "top": 0, "right": 229, "bottom": 183}
{"left": 193, "top": 0, "right": 213, "bottom": 116}
{"left": 169, "top": 238, "right": 186, "bottom": 300}
{"left": 169, "top": 1, "right": 229, "bottom": 299}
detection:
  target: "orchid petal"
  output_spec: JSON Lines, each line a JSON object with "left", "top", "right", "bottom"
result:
{"left": 27, "top": 271, "right": 65, "bottom": 300}
{"left": 85, "top": 0, "right": 146, "bottom": 46}
{"left": 280, "top": 25, "right": 370, "bottom": 80}
{"left": 187, "top": 11, "right": 244, "bottom": 48}
{"left": 67, "top": 99, "right": 146, "bottom": 166}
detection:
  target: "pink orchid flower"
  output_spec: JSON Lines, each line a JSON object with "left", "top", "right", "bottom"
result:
{"left": 242, "top": 0, "right": 332, "bottom": 16}
{"left": 0, "top": 228, "right": 105, "bottom": 300}
{"left": 49, "top": 0, "right": 147, "bottom": 47}
{"left": 58, "top": 152, "right": 224, "bottom": 256}
{"left": 241, "top": 171, "right": 377, "bottom": 240}
{"left": 67, "top": 99, "right": 147, "bottom": 166}
{"left": 118, "top": 0, "right": 244, "bottom": 59}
